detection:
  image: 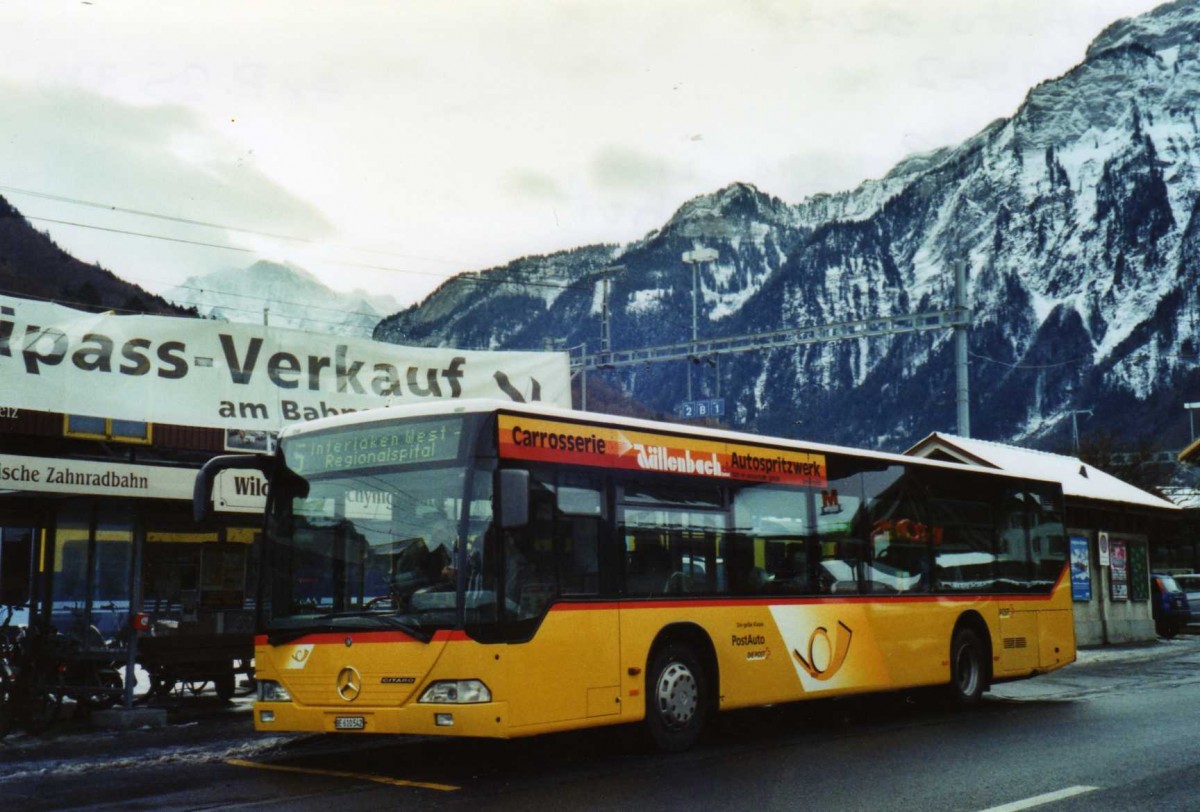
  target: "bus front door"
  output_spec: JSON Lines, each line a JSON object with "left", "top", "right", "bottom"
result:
{"left": 503, "top": 481, "right": 622, "bottom": 730}
{"left": 505, "top": 603, "right": 621, "bottom": 729}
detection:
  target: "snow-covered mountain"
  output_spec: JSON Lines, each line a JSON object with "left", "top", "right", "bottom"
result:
{"left": 376, "top": 0, "right": 1200, "bottom": 453}
{"left": 166, "top": 260, "right": 398, "bottom": 338}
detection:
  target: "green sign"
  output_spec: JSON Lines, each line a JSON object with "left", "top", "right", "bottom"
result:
{"left": 283, "top": 418, "right": 463, "bottom": 476}
{"left": 1126, "top": 539, "right": 1149, "bottom": 602}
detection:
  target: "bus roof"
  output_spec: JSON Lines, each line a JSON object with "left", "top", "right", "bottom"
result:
{"left": 277, "top": 398, "right": 1062, "bottom": 488}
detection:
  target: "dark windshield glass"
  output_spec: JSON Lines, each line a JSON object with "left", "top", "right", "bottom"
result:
{"left": 264, "top": 416, "right": 495, "bottom": 637}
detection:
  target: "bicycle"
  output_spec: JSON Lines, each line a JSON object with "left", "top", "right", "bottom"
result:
{"left": 0, "top": 606, "right": 64, "bottom": 737}
{"left": 56, "top": 604, "right": 125, "bottom": 712}
{"left": 0, "top": 607, "right": 16, "bottom": 737}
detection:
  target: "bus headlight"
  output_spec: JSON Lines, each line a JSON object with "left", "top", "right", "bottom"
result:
{"left": 418, "top": 679, "right": 491, "bottom": 704}
{"left": 257, "top": 680, "right": 292, "bottom": 702}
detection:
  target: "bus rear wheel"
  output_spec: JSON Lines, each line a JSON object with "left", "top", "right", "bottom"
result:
{"left": 645, "top": 641, "right": 708, "bottom": 752}
{"left": 947, "top": 627, "right": 986, "bottom": 707}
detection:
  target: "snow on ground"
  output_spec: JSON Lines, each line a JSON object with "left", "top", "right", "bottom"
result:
{"left": 0, "top": 729, "right": 295, "bottom": 784}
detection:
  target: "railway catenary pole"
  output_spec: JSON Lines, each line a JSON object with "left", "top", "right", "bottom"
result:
{"left": 572, "top": 258, "right": 973, "bottom": 435}
{"left": 954, "top": 261, "right": 970, "bottom": 438}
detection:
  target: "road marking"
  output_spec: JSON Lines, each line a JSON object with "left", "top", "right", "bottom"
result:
{"left": 977, "top": 785, "right": 1100, "bottom": 812}
{"left": 225, "top": 758, "right": 460, "bottom": 792}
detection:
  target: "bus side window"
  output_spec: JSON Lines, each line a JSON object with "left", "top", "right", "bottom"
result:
{"left": 731, "top": 484, "right": 813, "bottom": 596}
{"left": 508, "top": 471, "right": 607, "bottom": 618}
{"left": 554, "top": 477, "right": 603, "bottom": 596}
{"left": 625, "top": 531, "right": 670, "bottom": 596}
{"left": 513, "top": 495, "right": 555, "bottom": 618}
{"left": 862, "top": 464, "right": 930, "bottom": 594}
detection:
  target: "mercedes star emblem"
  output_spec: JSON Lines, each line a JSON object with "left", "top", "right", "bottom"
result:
{"left": 336, "top": 666, "right": 362, "bottom": 702}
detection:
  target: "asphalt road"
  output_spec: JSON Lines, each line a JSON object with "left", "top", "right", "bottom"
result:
{"left": 4, "top": 636, "right": 1200, "bottom": 811}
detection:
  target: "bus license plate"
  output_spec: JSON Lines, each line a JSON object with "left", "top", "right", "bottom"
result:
{"left": 335, "top": 716, "right": 365, "bottom": 730}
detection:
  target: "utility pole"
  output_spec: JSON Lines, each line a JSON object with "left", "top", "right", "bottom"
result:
{"left": 954, "top": 262, "right": 970, "bottom": 438}
{"left": 1070, "top": 408, "right": 1093, "bottom": 454}
{"left": 682, "top": 248, "right": 718, "bottom": 403}
{"left": 691, "top": 262, "right": 700, "bottom": 347}
{"left": 597, "top": 266, "right": 624, "bottom": 365}
{"left": 580, "top": 342, "right": 588, "bottom": 410}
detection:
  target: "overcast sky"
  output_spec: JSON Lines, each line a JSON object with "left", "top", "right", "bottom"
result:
{"left": 0, "top": 0, "right": 1167, "bottom": 308}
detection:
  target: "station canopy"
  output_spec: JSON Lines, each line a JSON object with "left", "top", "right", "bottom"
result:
{"left": 906, "top": 432, "right": 1180, "bottom": 512}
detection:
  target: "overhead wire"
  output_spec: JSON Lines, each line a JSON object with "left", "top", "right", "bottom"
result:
{"left": 0, "top": 282, "right": 373, "bottom": 331}
{"left": 5, "top": 188, "right": 612, "bottom": 325}
{"left": 969, "top": 349, "right": 1200, "bottom": 370}
{"left": 968, "top": 350, "right": 1089, "bottom": 370}
{"left": 18, "top": 213, "right": 603, "bottom": 294}
{"left": 6, "top": 183, "right": 607, "bottom": 294}
{"left": 0, "top": 183, "right": 464, "bottom": 265}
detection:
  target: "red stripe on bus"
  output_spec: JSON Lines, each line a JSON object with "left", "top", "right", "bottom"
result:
{"left": 256, "top": 631, "right": 425, "bottom": 646}
{"left": 544, "top": 591, "right": 1062, "bottom": 614}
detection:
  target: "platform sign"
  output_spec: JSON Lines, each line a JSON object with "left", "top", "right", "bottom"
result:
{"left": 676, "top": 398, "right": 725, "bottom": 419}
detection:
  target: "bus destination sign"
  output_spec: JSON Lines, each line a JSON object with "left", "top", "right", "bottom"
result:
{"left": 284, "top": 418, "right": 463, "bottom": 476}
{"left": 498, "top": 415, "right": 826, "bottom": 487}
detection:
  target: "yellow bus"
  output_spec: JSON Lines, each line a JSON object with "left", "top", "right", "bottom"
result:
{"left": 196, "top": 399, "right": 1075, "bottom": 751}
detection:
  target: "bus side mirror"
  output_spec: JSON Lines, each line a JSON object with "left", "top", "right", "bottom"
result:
{"left": 499, "top": 469, "right": 529, "bottom": 529}
{"left": 193, "top": 454, "right": 274, "bottom": 523}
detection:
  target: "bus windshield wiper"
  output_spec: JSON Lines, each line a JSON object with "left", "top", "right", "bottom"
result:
{"left": 374, "top": 614, "right": 431, "bottom": 642}
{"left": 266, "top": 614, "right": 432, "bottom": 646}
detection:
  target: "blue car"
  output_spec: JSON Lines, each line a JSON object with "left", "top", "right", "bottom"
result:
{"left": 1151, "top": 574, "right": 1191, "bottom": 638}
{"left": 1171, "top": 573, "right": 1200, "bottom": 625}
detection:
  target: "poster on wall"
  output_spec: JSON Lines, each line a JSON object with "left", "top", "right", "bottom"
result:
{"left": 1069, "top": 534, "right": 1092, "bottom": 602}
{"left": 224, "top": 428, "right": 277, "bottom": 454}
{"left": 1110, "top": 539, "right": 1128, "bottom": 601}
{"left": 1126, "top": 539, "right": 1149, "bottom": 601}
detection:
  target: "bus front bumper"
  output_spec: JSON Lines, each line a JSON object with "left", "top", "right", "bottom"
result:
{"left": 253, "top": 700, "right": 510, "bottom": 738}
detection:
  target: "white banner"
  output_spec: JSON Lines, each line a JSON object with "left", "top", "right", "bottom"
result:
{"left": 0, "top": 295, "right": 570, "bottom": 431}
{"left": 0, "top": 453, "right": 195, "bottom": 499}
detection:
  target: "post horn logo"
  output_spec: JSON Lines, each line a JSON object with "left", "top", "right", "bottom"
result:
{"left": 793, "top": 620, "right": 853, "bottom": 681}
{"left": 336, "top": 666, "right": 362, "bottom": 701}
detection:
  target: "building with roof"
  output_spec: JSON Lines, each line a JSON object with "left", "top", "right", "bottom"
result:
{"left": 907, "top": 432, "right": 1182, "bottom": 646}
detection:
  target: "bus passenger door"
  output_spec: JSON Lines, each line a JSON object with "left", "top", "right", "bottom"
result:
{"left": 505, "top": 474, "right": 621, "bottom": 728}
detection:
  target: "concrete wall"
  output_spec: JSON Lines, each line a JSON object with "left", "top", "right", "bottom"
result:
{"left": 1069, "top": 527, "right": 1155, "bottom": 646}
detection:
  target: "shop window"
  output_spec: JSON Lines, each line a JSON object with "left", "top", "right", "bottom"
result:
{"left": 0, "top": 527, "right": 34, "bottom": 607}
{"left": 51, "top": 507, "right": 133, "bottom": 649}
{"left": 64, "top": 415, "right": 152, "bottom": 444}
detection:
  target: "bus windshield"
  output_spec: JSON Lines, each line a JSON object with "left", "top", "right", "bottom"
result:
{"left": 264, "top": 416, "right": 497, "bottom": 641}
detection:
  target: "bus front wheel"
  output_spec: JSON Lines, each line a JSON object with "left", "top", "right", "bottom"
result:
{"left": 645, "top": 641, "right": 708, "bottom": 752}
{"left": 947, "top": 627, "right": 986, "bottom": 707}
